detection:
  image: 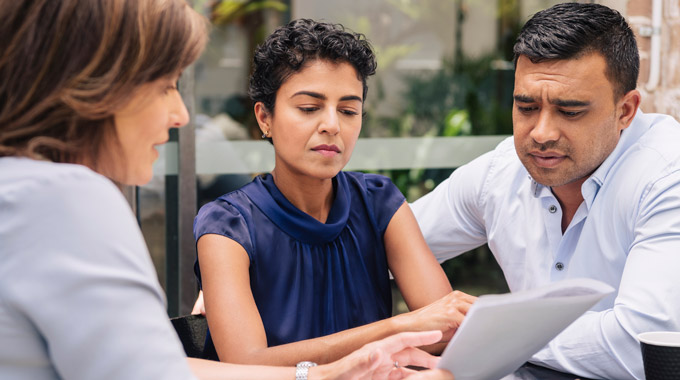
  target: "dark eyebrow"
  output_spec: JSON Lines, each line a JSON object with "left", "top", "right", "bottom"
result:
{"left": 291, "top": 91, "right": 362, "bottom": 103}
{"left": 513, "top": 94, "right": 534, "bottom": 103}
{"left": 514, "top": 94, "right": 590, "bottom": 108}
{"left": 340, "top": 95, "right": 363, "bottom": 102}
{"left": 552, "top": 99, "right": 591, "bottom": 107}
{"left": 292, "top": 91, "right": 326, "bottom": 100}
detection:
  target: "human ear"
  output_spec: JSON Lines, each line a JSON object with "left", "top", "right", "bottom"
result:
{"left": 616, "top": 89, "right": 641, "bottom": 132}
{"left": 254, "top": 102, "right": 272, "bottom": 137}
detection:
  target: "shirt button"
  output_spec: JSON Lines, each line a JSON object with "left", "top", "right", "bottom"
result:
{"left": 555, "top": 262, "right": 565, "bottom": 271}
{"left": 549, "top": 205, "right": 558, "bottom": 213}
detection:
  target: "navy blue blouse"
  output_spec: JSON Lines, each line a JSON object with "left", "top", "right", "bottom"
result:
{"left": 194, "top": 171, "right": 405, "bottom": 348}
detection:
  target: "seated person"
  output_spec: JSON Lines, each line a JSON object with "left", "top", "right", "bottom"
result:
{"left": 194, "top": 19, "right": 475, "bottom": 366}
{"left": 411, "top": 3, "right": 680, "bottom": 379}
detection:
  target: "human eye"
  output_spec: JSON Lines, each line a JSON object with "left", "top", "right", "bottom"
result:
{"left": 298, "top": 106, "right": 319, "bottom": 113}
{"left": 340, "top": 108, "right": 359, "bottom": 116}
{"left": 559, "top": 109, "right": 584, "bottom": 118}
{"left": 516, "top": 104, "right": 538, "bottom": 114}
{"left": 163, "top": 82, "right": 178, "bottom": 94}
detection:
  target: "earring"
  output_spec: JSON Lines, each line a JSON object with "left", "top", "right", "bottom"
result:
{"left": 261, "top": 131, "right": 268, "bottom": 139}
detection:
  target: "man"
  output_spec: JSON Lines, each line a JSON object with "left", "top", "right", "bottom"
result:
{"left": 412, "top": 3, "right": 680, "bottom": 379}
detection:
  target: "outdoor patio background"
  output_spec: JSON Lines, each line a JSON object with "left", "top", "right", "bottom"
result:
{"left": 125, "top": 0, "right": 680, "bottom": 316}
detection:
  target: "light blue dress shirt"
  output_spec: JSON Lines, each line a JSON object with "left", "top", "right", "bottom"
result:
{"left": 412, "top": 110, "right": 680, "bottom": 380}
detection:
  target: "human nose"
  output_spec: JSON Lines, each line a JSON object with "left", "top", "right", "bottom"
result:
{"left": 169, "top": 92, "right": 190, "bottom": 128}
{"left": 529, "top": 110, "right": 559, "bottom": 144}
{"left": 318, "top": 107, "right": 340, "bottom": 135}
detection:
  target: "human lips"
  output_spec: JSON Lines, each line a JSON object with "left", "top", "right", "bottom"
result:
{"left": 312, "top": 144, "right": 341, "bottom": 157}
{"left": 152, "top": 140, "right": 168, "bottom": 159}
{"left": 529, "top": 151, "right": 566, "bottom": 168}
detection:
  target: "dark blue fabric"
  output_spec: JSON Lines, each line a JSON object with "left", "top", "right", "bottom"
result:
{"left": 193, "top": 171, "right": 405, "bottom": 349}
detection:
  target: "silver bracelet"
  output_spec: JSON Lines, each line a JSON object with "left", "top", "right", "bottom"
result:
{"left": 295, "top": 361, "right": 317, "bottom": 380}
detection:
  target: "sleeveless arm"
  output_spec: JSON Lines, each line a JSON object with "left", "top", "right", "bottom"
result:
{"left": 371, "top": 177, "right": 476, "bottom": 351}
{"left": 363, "top": 174, "right": 455, "bottom": 309}
{"left": 193, "top": 198, "right": 254, "bottom": 288}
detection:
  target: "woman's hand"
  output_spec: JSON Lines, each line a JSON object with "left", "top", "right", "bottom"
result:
{"left": 403, "top": 369, "right": 454, "bottom": 380}
{"left": 398, "top": 291, "right": 476, "bottom": 342}
{"left": 313, "top": 330, "right": 452, "bottom": 380}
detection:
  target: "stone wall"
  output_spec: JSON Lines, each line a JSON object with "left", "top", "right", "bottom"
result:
{"left": 628, "top": 0, "right": 680, "bottom": 120}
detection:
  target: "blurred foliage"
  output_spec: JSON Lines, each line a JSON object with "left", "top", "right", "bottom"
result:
{"left": 202, "top": 0, "right": 289, "bottom": 138}
{"left": 356, "top": 0, "right": 519, "bottom": 297}
{"left": 344, "top": 0, "right": 459, "bottom": 78}
{"left": 354, "top": 0, "right": 517, "bottom": 204}
{"left": 367, "top": 54, "right": 513, "bottom": 139}
{"left": 370, "top": 51, "right": 516, "bottom": 299}
{"left": 209, "top": 0, "right": 287, "bottom": 25}
{"left": 364, "top": 52, "right": 514, "bottom": 202}
{"left": 442, "top": 247, "right": 509, "bottom": 296}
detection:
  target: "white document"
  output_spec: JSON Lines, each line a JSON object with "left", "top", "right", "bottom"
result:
{"left": 437, "top": 278, "right": 614, "bottom": 380}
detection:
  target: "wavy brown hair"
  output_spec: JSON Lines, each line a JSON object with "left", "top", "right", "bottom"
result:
{"left": 0, "top": 0, "right": 208, "bottom": 165}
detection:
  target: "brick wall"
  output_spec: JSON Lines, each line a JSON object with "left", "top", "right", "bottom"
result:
{"left": 628, "top": 0, "right": 680, "bottom": 120}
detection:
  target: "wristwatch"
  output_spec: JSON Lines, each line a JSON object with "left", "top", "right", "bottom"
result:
{"left": 295, "top": 361, "right": 317, "bottom": 380}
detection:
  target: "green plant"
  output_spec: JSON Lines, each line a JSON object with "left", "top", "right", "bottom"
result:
{"left": 211, "top": 0, "right": 287, "bottom": 25}
{"left": 366, "top": 52, "right": 515, "bottom": 297}
{"left": 375, "top": 53, "right": 513, "bottom": 138}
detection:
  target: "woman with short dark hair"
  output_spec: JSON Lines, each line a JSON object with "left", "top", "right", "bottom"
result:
{"left": 194, "top": 18, "right": 475, "bottom": 368}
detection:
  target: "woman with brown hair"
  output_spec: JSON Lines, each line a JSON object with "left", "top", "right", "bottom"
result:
{"left": 0, "top": 1, "right": 452, "bottom": 379}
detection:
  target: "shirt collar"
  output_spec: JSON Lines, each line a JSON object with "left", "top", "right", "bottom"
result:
{"left": 246, "top": 171, "right": 351, "bottom": 244}
{"left": 530, "top": 175, "right": 552, "bottom": 199}
{"left": 581, "top": 108, "right": 648, "bottom": 207}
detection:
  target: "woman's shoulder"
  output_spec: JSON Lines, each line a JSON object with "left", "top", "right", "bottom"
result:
{"left": 1, "top": 156, "right": 112, "bottom": 184}
{"left": 196, "top": 180, "right": 258, "bottom": 220}
{"left": 341, "top": 171, "right": 399, "bottom": 193}
{"left": 0, "top": 157, "right": 122, "bottom": 207}
{"left": 194, "top": 182, "right": 260, "bottom": 247}
{"left": 341, "top": 171, "right": 405, "bottom": 230}
{"left": 0, "top": 158, "right": 135, "bottom": 247}
{"left": 341, "top": 171, "right": 404, "bottom": 202}
{"left": 0, "top": 157, "right": 149, "bottom": 279}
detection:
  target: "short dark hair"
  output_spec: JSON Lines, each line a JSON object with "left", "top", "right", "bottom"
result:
{"left": 249, "top": 19, "right": 377, "bottom": 113}
{"left": 513, "top": 3, "right": 639, "bottom": 99}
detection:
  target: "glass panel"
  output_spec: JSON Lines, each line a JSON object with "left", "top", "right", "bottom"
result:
{"left": 140, "top": 153, "right": 168, "bottom": 289}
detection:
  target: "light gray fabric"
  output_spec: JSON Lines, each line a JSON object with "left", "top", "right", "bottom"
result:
{"left": 0, "top": 157, "right": 196, "bottom": 380}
